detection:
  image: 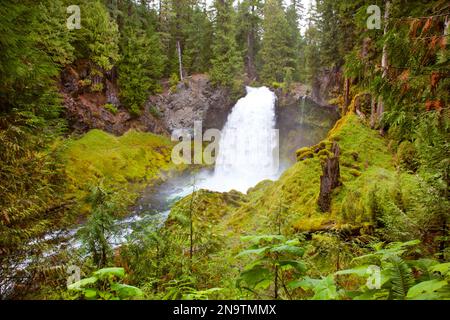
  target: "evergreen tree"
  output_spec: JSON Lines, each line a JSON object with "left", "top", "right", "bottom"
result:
{"left": 285, "top": 1, "right": 305, "bottom": 82}
{"left": 236, "top": 0, "right": 263, "bottom": 80}
{"left": 259, "top": 0, "right": 294, "bottom": 84}
{"left": 117, "top": 6, "right": 165, "bottom": 115}
{"left": 73, "top": 0, "right": 120, "bottom": 91}
{"left": 182, "top": 4, "right": 213, "bottom": 74}
{"left": 209, "top": 0, "right": 243, "bottom": 90}
{"left": 0, "top": 1, "right": 69, "bottom": 297}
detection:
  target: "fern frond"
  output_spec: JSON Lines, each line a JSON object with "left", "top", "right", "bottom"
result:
{"left": 387, "top": 255, "right": 415, "bottom": 300}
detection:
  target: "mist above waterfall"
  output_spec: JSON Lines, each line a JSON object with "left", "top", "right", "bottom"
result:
{"left": 199, "top": 86, "right": 279, "bottom": 193}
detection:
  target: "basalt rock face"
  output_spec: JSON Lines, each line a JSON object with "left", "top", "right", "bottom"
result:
{"left": 60, "top": 66, "right": 233, "bottom": 135}
{"left": 311, "top": 67, "right": 344, "bottom": 106}
{"left": 60, "top": 62, "right": 168, "bottom": 135}
{"left": 276, "top": 92, "right": 340, "bottom": 164}
{"left": 152, "top": 74, "right": 234, "bottom": 133}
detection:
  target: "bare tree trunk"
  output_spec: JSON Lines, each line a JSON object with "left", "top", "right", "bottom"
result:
{"left": 274, "top": 265, "right": 278, "bottom": 299}
{"left": 370, "top": 96, "right": 377, "bottom": 129}
{"left": 177, "top": 40, "right": 184, "bottom": 81}
{"left": 318, "top": 143, "right": 341, "bottom": 212}
{"left": 343, "top": 77, "right": 351, "bottom": 114}
{"left": 377, "top": 0, "right": 390, "bottom": 134}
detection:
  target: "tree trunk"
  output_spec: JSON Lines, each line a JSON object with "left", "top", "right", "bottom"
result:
{"left": 370, "top": 96, "right": 377, "bottom": 129}
{"left": 377, "top": 0, "right": 390, "bottom": 134}
{"left": 246, "top": 5, "right": 257, "bottom": 80}
{"left": 177, "top": 40, "right": 184, "bottom": 81}
{"left": 343, "top": 77, "right": 351, "bottom": 114}
{"left": 318, "top": 142, "right": 341, "bottom": 212}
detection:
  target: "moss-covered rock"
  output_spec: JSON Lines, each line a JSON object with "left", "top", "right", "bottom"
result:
{"left": 62, "top": 129, "right": 181, "bottom": 215}
{"left": 296, "top": 147, "right": 314, "bottom": 161}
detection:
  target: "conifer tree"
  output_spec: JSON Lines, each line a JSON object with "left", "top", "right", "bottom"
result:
{"left": 236, "top": 0, "right": 263, "bottom": 80}
{"left": 259, "top": 0, "right": 294, "bottom": 84}
{"left": 73, "top": 0, "right": 120, "bottom": 91}
{"left": 117, "top": 6, "right": 165, "bottom": 115}
{"left": 183, "top": 4, "right": 213, "bottom": 74}
{"left": 209, "top": 0, "right": 243, "bottom": 90}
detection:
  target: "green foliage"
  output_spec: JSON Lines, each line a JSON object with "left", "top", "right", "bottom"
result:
{"left": 336, "top": 240, "right": 450, "bottom": 300}
{"left": 118, "top": 12, "right": 165, "bottom": 113}
{"left": 283, "top": 67, "right": 294, "bottom": 92}
{"left": 209, "top": 0, "right": 243, "bottom": 91}
{"left": 68, "top": 267, "right": 143, "bottom": 300}
{"left": 36, "top": 0, "right": 75, "bottom": 65}
{"left": 0, "top": 1, "right": 71, "bottom": 297}
{"left": 236, "top": 235, "right": 306, "bottom": 299}
{"left": 396, "top": 140, "right": 418, "bottom": 172}
{"left": 73, "top": 0, "right": 119, "bottom": 72}
{"left": 182, "top": 6, "right": 214, "bottom": 74}
{"left": 162, "top": 276, "right": 222, "bottom": 300}
{"left": 259, "top": 0, "right": 296, "bottom": 84}
{"left": 149, "top": 106, "right": 162, "bottom": 119}
{"left": 169, "top": 73, "right": 180, "bottom": 92}
{"left": 78, "top": 184, "right": 123, "bottom": 267}
{"left": 103, "top": 103, "right": 118, "bottom": 115}
{"left": 288, "top": 275, "right": 339, "bottom": 300}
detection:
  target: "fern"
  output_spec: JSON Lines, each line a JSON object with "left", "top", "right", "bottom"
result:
{"left": 386, "top": 255, "right": 414, "bottom": 300}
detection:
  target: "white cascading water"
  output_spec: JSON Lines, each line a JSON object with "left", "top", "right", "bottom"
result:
{"left": 200, "top": 86, "right": 279, "bottom": 193}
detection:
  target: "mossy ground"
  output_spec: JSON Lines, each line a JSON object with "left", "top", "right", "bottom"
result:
{"left": 61, "top": 129, "right": 181, "bottom": 216}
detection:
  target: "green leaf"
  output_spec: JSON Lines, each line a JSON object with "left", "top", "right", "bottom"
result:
{"left": 68, "top": 276, "right": 98, "bottom": 290}
{"left": 236, "top": 246, "right": 271, "bottom": 257}
{"left": 429, "top": 262, "right": 450, "bottom": 276}
{"left": 353, "top": 289, "right": 389, "bottom": 300}
{"left": 277, "top": 260, "right": 307, "bottom": 273}
{"left": 335, "top": 265, "right": 372, "bottom": 277}
{"left": 311, "top": 276, "right": 338, "bottom": 300}
{"left": 111, "top": 283, "right": 144, "bottom": 299}
{"left": 93, "top": 267, "right": 125, "bottom": 280}
{"left": 83, "top": 288, "right": 98, "bottom": 300}
{"left": 270, "top": 244, "right": 304, "bottom": 256}
{"left": 182, "top": 288, "right": 223, "bottom": 300}
{"left": 407, "top": 279, "right": 448, "bottom": 299}
{"left": 237, "top": 265, "right": 272, "bottom": 289}
{"left": 240, "top": 235, "right": 286, "bottom": 244}
{"left": 288, "top": 276, "right": 338, "bottom": 300}
{"left": 287, "top": 276, "right": 320, "bottom": 290}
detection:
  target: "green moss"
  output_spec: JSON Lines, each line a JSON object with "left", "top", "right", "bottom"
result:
{"left": 203, "top": 115, "right": 395, "bottom": 235}
{"left": 348, "top": 168, "right": 362, "bottom": 177}
{"left": 104, "top": 103, "right": 118, "bottom": 115}
{"left": 317, "top": 149, "right": 332, "bottom": 158}
{"left": 62, "top": 129, "right": 180, "bottom": 214}
{"left": 296, "top": 147, "right": 314, "bottom": 161}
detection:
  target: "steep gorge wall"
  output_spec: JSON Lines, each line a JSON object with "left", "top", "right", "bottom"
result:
{"left": 60, "top": 65, "right": 234, "bottom": 136}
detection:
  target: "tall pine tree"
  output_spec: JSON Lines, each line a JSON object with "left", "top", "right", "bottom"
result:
{"left": 259, "top": 0, "right": 295, "bottom": 84}
{"left": 209, "top": 0, "right": 243, "bottom": 91}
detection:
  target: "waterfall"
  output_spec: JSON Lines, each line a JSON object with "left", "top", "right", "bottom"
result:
{"left": 300, "top": 95, "right": 306, "bottom": 125}
{"left": 200, "top": 86, "right": 279, "bottom": 193}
